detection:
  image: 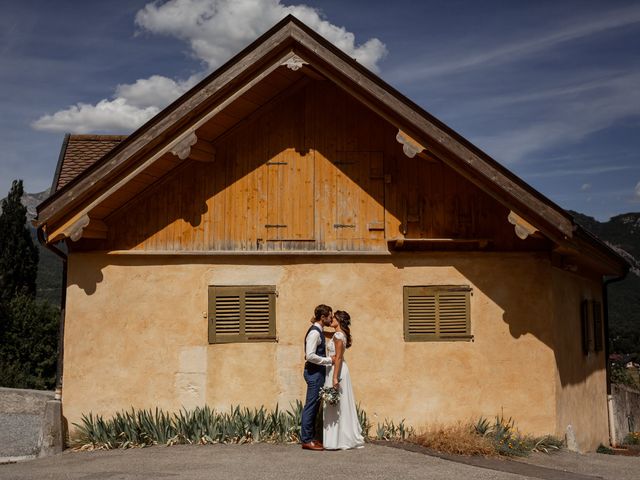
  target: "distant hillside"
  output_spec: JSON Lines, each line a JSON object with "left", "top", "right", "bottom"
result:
{"left": 569, "top": 211, "right": 640, "bottom": 355}
{"left": 21, "top": 190, "right": 63, "bottom": 305}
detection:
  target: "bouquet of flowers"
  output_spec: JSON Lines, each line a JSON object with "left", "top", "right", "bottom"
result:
{"left": 319, "top": 386, "right": 340, "bottom": 405}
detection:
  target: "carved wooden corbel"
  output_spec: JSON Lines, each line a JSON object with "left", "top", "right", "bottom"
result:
{"left": 47, "top": 214, "right": 109, "bottom": 243}
{"left": 281, "top": 53, "right": 308, "bottom": 71}
{"left": 171, "top": 132, "right": 198, "bottom": 160}
{"left": 68, "top": 214, "right": 91, "bottom": 242}
{"left": 396, "top": 130, "right": 426, "bottom": 158}
{"left": 508, "top": 211, "right": 538, "bottom": 240}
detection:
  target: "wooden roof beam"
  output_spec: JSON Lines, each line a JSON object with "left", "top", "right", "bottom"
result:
{"left": 38, "top": 49, "right": 302, "bottom": 238}
{"left": 47, "top": 214, "right": 107, "bottom": 243}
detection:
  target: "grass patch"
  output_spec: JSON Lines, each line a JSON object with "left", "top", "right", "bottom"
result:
{"left": 407, "top": 415, "right": 563, "bottom": 457}
{"left": 413, "top": 423, "right": 495, "bottom": 456}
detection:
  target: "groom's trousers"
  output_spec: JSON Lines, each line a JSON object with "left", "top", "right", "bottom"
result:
{"left": 301, "top": 368, "right": 324, "bottom": 443}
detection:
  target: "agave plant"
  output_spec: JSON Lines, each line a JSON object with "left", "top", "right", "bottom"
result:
{"left": 72, "top": 402, "right": 371, "bottom": 449}
{"left": 356, "top": 403, "right": 372, "bottom": 439}
{"left": 374, "top": 418, "right": 413, "bottom": 441}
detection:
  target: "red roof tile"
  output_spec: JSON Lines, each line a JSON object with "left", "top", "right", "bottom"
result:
{"left": 54, "top": 135, "right": 127, "bottom": 192}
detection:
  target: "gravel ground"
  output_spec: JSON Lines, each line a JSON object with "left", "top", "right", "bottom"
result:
{"left": 1, "top": 443, "right": 638, "bottom": 480}
{"left": 515, "top": 450, "right": 640, "bottom": 480}
{"left": 0, "top": 443, "right": 528, "bottom": 480}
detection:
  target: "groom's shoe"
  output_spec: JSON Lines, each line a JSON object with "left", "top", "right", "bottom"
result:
{"left": 301, "top": 441, "right": 324, "bottom": 451}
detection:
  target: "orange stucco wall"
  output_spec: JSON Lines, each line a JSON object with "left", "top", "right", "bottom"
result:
{"left": 62, "top": 251, "right": 607, "bottom": 450}
{"left": 551, "top": 268, "right": 608, "bottom": 451}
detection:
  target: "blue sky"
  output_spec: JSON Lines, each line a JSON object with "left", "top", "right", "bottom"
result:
{"left": 1, "top": 0, "right": 639, "bottom": 220}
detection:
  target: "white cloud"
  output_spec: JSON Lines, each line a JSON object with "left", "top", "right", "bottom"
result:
{"left": 32, "top": 74, "right": 203, "bottom": 133}
{"left": 32, "top": 0, "right": 386, "bottom": 134}
{"left": 581, "top": 183, "right": 591, "bottom": 191}
{"left": 635, "top": 181, "right": 640, "bottom": 198}
{"left": 115, "top": 74, "right": 200, "bottom": 109}
{"left": 135, "top": 0, "right": 387, "bottom": 72}
{"left": 32, "top": 98, "right": 160, "bottom": 133}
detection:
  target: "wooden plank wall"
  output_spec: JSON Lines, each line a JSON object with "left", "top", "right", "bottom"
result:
{"left": 98, "top": 81, "right": 548, "bottom": 253}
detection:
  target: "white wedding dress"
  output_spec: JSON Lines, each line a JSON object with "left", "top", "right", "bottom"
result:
{"left": 323, "top": 331, "right": 365, "bottom": 450}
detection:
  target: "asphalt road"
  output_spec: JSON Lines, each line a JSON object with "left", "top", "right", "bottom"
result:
{"left": 1, "top": 443, "right": 638, "bottom": 480}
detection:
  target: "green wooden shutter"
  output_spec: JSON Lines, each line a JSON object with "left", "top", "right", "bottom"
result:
{"left": 438, "top": 289, "right": 470, "bottom": 336}
{"left": 208, "top": 286, "right": 276, "bottom": 344}
{"left": 592, "top": 300, "right": 603, "bottom": 352}
{"left": 244, "top": 288, "right": 276, "bottom": 340}
{"left": 404, "top": 286, "right": 471, "bottom": 341}
{"left": 405, "top": 288, "right": 437, "bottom": 337}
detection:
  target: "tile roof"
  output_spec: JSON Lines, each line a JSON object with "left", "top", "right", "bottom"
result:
{"left": 53, "top": 135, "right": 127, "bottom": 192}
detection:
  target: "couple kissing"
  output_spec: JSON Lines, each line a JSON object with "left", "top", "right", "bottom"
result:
{"left": 301, "top": 304, "right": 365, "bottom": 451}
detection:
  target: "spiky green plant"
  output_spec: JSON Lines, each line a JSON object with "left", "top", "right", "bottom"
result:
{"left": 470, "top": 414, "right": 564, "bottom": 457}
{"left": 375, "top": 418, "right": 414, "bottom": 441}
{"left": 72, "top": 402, "right": 312, "bottom": 449}
{"left": 356, "top": 403, "right": 372, "bottom": 439}
{"left": 474, "top": 416, "right": 491, "bottom": 436}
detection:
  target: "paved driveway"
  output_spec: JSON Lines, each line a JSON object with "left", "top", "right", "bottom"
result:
{"left": 1, "top": 443, "right": 639, "bottom": 480}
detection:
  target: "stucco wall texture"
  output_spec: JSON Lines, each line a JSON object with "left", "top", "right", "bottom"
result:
{"left": 63, "top": 252, "right": 607, "bottom": 451}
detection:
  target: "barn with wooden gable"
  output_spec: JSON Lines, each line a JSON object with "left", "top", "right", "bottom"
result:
{"left": 36, "top": 16, "right": 628, "bottom": 451}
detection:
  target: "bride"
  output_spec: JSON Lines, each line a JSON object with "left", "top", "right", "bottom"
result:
{"left": 323, "top": 310, "right": 365, "bottom": 450}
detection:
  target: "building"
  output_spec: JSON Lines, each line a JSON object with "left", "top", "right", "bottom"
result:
{"left": 36, "top": 16, "right": 628, "bottom": 451}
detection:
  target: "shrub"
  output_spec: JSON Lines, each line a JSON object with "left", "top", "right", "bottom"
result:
{"left": 413, "top": 423, "right": 495, "bottom": 456}
{"left": 596, "top": 443, "right": 615, "bottom": 454}
{"left": 611, "top": 363, "right": 640, "bottom": 390}
{"left": 624, "top": 432, "right": 640, "bottom": 445}
{"left": 409, "top": 415, "right": 563, "bottom": 457}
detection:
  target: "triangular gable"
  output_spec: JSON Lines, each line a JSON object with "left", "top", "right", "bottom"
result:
{"left": 36, "top": 15, "right": 628, "bottom": 276}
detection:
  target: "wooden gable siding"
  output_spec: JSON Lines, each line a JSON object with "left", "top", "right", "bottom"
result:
{"left": 94, "top": 81, "right": 548, "bottom": 253}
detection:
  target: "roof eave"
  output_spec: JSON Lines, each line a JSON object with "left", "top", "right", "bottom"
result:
{"left": 36, "top": 15, "right": 300, "bottom": 222}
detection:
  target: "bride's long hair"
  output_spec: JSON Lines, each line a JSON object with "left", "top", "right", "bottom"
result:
{"left": 334, "top": 310, "right": 352, "bottom": 349}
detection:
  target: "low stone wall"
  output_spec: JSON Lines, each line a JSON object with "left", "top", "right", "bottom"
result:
{"left": 611, "top": 384, "right": 640, "bottom": 446}
{"left": 0, "top": 387, "right": 63, "bottom": 462}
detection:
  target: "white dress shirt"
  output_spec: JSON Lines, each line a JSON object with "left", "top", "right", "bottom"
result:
{"left": 305, "top": 321, "right": 333, "bottom": 366}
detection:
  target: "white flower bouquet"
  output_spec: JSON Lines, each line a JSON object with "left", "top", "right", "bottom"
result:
{"left": 320, "top": 386, "right": 340, "bottom": 405}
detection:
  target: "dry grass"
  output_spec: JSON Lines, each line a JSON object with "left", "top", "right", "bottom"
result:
{"left": 411, "top": 423, "right": 497, "bottom": 457}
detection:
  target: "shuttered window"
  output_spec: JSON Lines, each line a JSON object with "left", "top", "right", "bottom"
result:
{"left": 208, "top": 286, "right": 276, "bottom": 344}
{"left": 592, "top": 300, "right": 603, "bottom": 352}
{"left": 580, "top": 300, "right": 591, "bottom": 355}
{"left": 404, "top": 286, "right": 471, "bottom": 341}
{"left": 581, "top": 299, "right": 603, "bottom": 355}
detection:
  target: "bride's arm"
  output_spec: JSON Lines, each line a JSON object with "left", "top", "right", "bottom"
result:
{"left": 332, "top": 337, "right": 345, "bottom": 390}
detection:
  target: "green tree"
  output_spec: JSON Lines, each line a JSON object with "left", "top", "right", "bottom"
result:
{"left": 0, "top": 179, "right": 39, "bottom": 303}
{"left": 0, "top": 179, "right": 58, "bottom": 389}
{"left": 0, "top": 295, "right": 59, "bottom": 389}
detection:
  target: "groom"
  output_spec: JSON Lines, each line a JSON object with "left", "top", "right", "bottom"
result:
{"left": 300, "top": 304, "right": 335, "bottom": 451}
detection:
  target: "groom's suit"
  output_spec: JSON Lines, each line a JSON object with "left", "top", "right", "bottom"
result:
{"left": 301, "top": 322, "right": 332, "bottom": 444}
